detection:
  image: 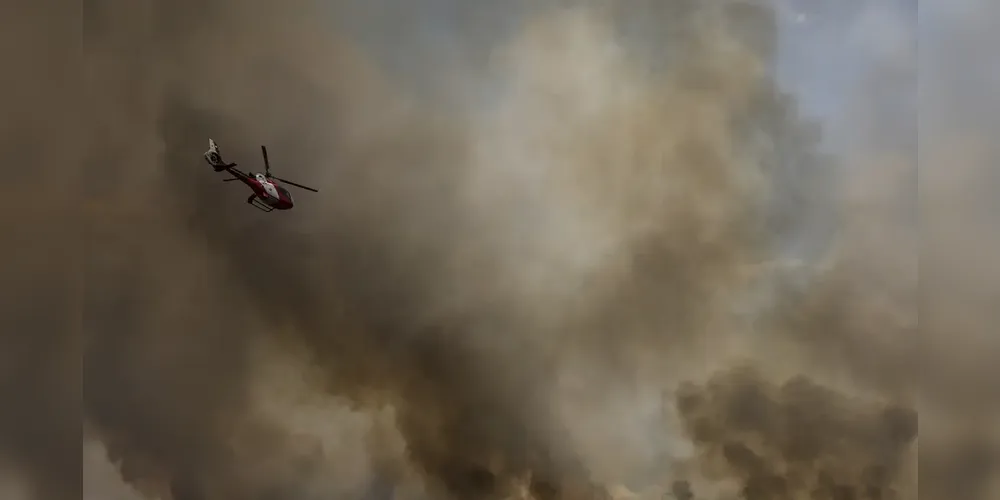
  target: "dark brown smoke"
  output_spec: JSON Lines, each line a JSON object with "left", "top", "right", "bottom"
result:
{"left": 75, "top": 1, "right": 626, "bottom": 498}
{"left": 8, "top": 1, "right": 997, "bottom": 500}
{"left": 0, "top": 1, "right": 84, "bottom": 499}
{"left": 673, "top": 366, "right": 917, "bottom": 500}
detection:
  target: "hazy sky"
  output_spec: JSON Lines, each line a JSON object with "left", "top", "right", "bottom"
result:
{"left": 774, "top": 0, "right": 916, "bottom": 145}
{"left": 337, "top": 0, "right": 918, "bottom": 150}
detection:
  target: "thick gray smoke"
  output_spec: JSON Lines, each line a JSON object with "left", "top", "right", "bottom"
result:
{"left": 7, "top": 1, "right": 995, "bottom": 500}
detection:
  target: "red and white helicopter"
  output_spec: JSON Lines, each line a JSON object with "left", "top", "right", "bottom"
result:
{"left": 203, "top": 138, "right": 318, "bottom": 212}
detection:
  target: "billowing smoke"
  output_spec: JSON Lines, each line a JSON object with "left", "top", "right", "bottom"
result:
{"left": 672, "top": 366, "right": 917, "bottom": 500}
{"left": 74, "top": 2, "right": 789, "bottom": 498}
{"left": 6, "top": 0, "right": 995, "bottom": 499}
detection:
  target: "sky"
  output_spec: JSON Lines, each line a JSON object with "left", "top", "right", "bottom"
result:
{"left": 774, "top": 0, "right": 916, "bottom": 149}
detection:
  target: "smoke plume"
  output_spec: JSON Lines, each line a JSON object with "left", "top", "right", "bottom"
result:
{"left": 5, "top": 0, "right": 995, "bottom": 499}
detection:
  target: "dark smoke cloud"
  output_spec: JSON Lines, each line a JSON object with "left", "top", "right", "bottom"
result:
{"left": 12, "top": 1, "right": 991, "bottom": 500}
{"left": 673, "top": 366, "right": 917, "bottom": 500}
{"left": 76, "top": 0, "right": 600, "bottom": 498}
{"left": 75, "top": 1, "right": 771, "bottom": 496}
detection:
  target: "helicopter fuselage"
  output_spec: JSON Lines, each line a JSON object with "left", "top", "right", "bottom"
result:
{"left": 235, "top": 171, "right": 294, "bottom": 210}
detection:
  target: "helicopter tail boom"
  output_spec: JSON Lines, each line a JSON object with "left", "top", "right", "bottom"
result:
{"left": 204, "top": 138, "right": 236, "bottom": 172}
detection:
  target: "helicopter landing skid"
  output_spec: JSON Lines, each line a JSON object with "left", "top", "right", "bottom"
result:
{"left": 248, "top": 196, "right": 275, "bottom": 212}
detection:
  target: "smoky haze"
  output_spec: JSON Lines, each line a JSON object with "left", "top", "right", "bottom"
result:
{"left": 918, "top": 2, "right": 1000, "bottom": 499}
{"left": 8, "top": 0, "right": 994, "bottom": 499}
{"left": 0, "top": 1, "right": 84, "bottom": 499}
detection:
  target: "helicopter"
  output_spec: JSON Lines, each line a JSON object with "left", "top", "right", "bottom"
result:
{"left": 203, "top": 138, "right": 318, "bottom": 212}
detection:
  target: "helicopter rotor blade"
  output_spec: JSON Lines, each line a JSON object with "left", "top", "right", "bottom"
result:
{"left": 273, "top": 176, "right": 319, "bottom": 192}
{"left": 261, "top": 145, "right": 271, "bottom": 175}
